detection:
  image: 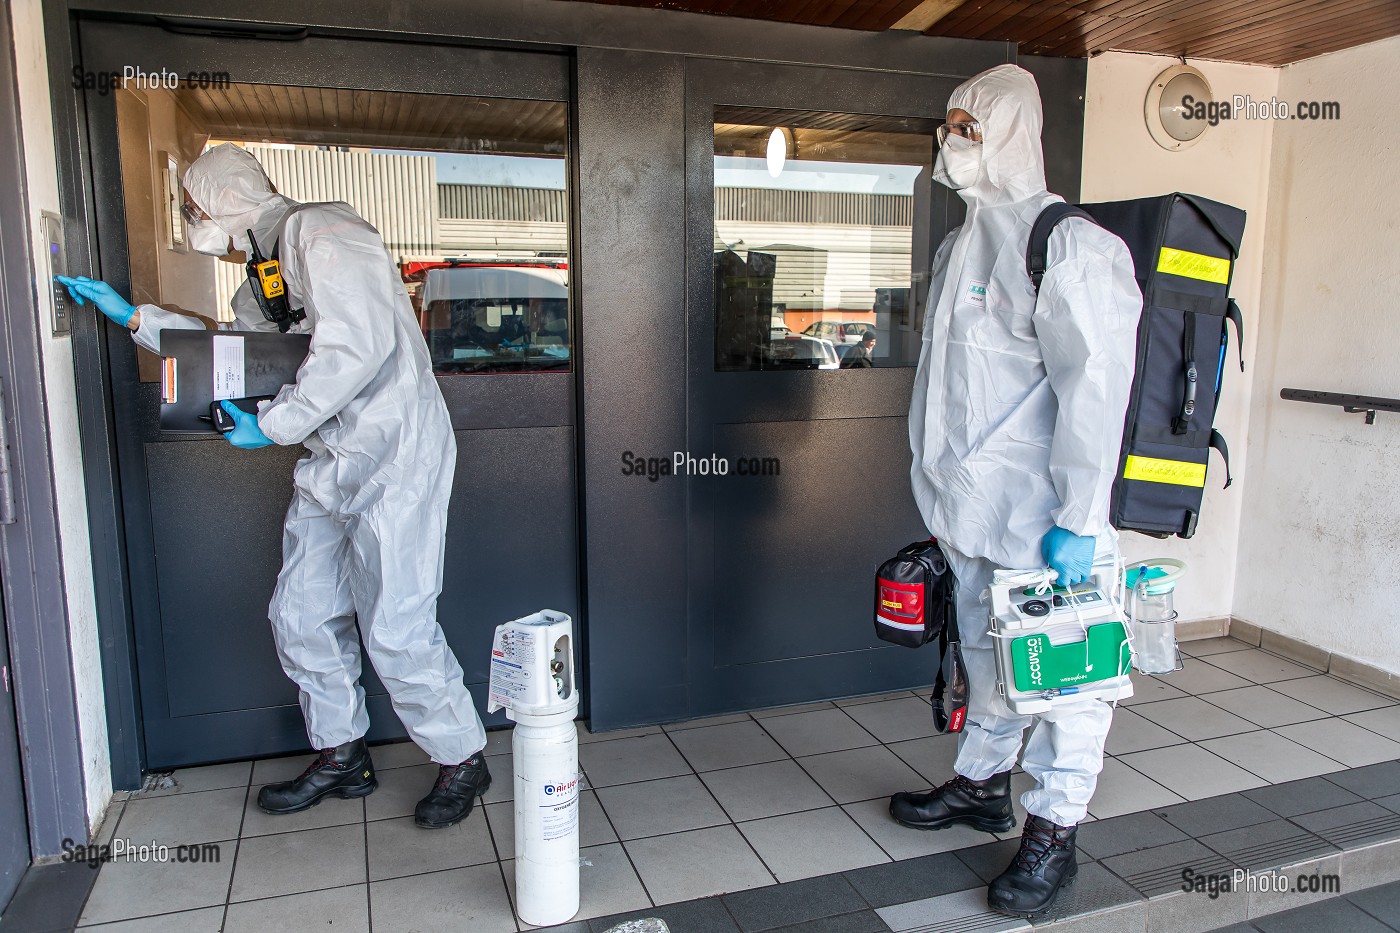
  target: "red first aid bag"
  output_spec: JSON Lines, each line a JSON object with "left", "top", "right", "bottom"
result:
{"left": 874, "top": 539, "right": 955, "bottom": 648}
{"left": 873, "top": 539, "right": 967, "bottom": 733}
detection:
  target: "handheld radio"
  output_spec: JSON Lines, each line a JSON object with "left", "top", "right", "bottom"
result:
{"left": 245, "top": 229, "right": 306, "bottom": 333}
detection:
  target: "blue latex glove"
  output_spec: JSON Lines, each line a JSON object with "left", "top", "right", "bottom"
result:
{"left": 1041, "top": 526, "right": 1095, "bottom": 586}
{"left": 55, "top": 275, "right": 136, "bottom": 327}
{"left": 220, "top": 401, "right": 274, "bottom": 450}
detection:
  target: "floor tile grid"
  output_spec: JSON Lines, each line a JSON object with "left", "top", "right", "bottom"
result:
{"left": 574, "top": 696, "right": 962, "bottom": 891}
{"left": 218, "top": 768, "right": 258, "bottom": 931}
{"left": 579, "top": 700, "right": 927, "bottom": 802}
{"left": 864, "top": 778, "right": 1400, "bottom": 933}
{"left": 71, "top": 639, "right": 1400, "bottom": 930}
{"left": 585, "top": 702, "right": 898, "bottom": 898}
{"left": 727, "top": 708, "right": 893, "bottom": 879}
{"left": 1092, "top": 645, "right": 1399, "bottom": 813}
{"left": 576, "top": 759, "right": 693, "bottom": 919}
{"left": 81, "top": 756, "right": 408, "bottom": 930}
{"left": 77, "top": 709, "right": 867, "bottom": 930}
{"left": 717, "top": 697, "right": 930, "bottom": 867}
{"left": 78, "top": 769, "right": 261, "bottom": 930}
{"left": 1026, "top": 647, "right": 1400, "bottom": 914}
{"left": 74, "top": 776, "right": 250, "bottom": 929}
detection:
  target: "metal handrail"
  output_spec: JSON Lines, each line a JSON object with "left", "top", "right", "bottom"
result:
{"left": 1280, "top": 388, "right": 1400, "bottom": 425}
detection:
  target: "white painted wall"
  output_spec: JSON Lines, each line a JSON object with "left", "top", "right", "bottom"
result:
{"left": 1234, "top": 35, "right": 1400, "bottom": 676}
{"left": 9, "top": 1, "right": 111, "bottom": 829}
{"left": 1080, "top": 51, "right": 1279, "bottom": 626}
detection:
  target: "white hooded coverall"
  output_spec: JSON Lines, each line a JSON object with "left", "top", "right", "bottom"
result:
{"left": 909, "top": 66, "right": 1142, "bottom": 825}
{"left": 131, "top": 144, "right": 486, "bottom": 765}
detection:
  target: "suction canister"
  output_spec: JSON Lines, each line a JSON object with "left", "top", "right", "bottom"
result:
{"left": 1125, "top": 559, "right": 1186, "bottom": 675}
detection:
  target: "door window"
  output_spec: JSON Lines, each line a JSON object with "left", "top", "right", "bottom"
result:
{"left": 114, "top": 83, "right": 570, "bottom": 378}
{"left": 713, "top": 106, "right": 935, "bottom": 371}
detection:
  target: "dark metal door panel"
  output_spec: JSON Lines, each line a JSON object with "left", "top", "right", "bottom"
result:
{"left": 78, "top": 21, "right": 579, "bottom": 770}
{"left": 683, "top": 58, "right": 969, "bottom": 714}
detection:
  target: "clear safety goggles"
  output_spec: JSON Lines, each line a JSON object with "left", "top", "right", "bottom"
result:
{"left": 936, "top": 120, "right": 982, "bottom": 146}
{"left": 181, "top": 198, "right": 210, "bottom": 225}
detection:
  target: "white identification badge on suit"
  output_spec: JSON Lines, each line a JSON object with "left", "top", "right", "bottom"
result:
{"left": 964, "top": 279, "right": 988, "bottom": 306}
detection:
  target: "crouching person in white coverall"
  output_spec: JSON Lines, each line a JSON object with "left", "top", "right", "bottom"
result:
{"left": 890, "top": 66, "right": 1141, "bottom": 918}
{"left": 58, "top": 143, "right": 490, "bottom": 829}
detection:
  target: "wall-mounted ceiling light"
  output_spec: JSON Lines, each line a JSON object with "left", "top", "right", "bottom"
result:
{"left": 1145, "top": 63, "right": 1213, "bottom": 151}
{"left": 766, "top": 127, "right": 793, "bottom": 177}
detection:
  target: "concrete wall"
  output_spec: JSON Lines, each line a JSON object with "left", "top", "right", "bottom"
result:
{"left": 1081, "top": 51, "right": 1279, "bottom": 626}
{"left": 9, "top": 0, "right": 110, "bottom": 828}
{"left": 1234, "top": 35, "right": 1400, "bottom": 677}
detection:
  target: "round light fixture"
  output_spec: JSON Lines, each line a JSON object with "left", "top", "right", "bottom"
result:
{"left": 766, "top": 127, "right": 792, "bottom": 177}
{"left": 1144, "top": 64, "right": 1212, "bottom": 151}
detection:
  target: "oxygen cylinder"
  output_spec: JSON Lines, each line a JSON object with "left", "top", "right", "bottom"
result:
{"left": 487, "top": 610, "right": 581, "bottom": 927}
{"left": 512, "top": 704, "right": 580, "bottom": 925}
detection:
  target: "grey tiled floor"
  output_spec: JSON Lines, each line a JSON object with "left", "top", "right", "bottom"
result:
{"left": 73, "top": 636, "right": 1400, "bottom": 931}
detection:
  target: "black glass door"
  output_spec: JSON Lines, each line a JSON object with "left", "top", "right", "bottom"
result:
{"left": 683, "top": 58, "right": 966, "bottom": 713}
{"left": 78, "top": 20, "right": 579, "bottom": 768}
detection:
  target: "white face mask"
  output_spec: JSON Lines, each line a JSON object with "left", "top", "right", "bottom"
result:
{"left": 188, "top": 219, "right": 231, "bottom": 256}
{"left": 933, "top": 134, "right": 983, "bottom": 190}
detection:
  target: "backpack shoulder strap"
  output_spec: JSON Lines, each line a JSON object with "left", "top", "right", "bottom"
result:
{"left": 269, "top": 203, "right": 316, "bottom": 261}
{"left": 1027, "top": 202, "right": 1097, "bottom": 294}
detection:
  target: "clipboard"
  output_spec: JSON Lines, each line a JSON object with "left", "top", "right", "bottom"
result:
{"left": 159, "top": 329, "right": 311, "bottom": 433}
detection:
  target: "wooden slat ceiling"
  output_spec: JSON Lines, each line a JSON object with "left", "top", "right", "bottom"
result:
{"left": 176, "top": 84, "right": 567, "bottom": 154}
{"left": 579, "top": 0, "right": 1400, "bottom": 65}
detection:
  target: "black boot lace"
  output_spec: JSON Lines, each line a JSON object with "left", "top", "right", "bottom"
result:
{"left": 941, "top": 774, "right": 991, "bottom": 799}
{"left": 1013, "top": 817, "right": 1067, "bottom": 873}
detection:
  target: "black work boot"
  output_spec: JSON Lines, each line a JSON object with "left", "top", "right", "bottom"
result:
{"left": 257, "top": 739, "right": 376, "bottom": 814}
{"left": 889, "top": 771, "right": 1015, "bottom": 833}
{"left": 987, "top": 814, "right": 1079, "bottom": 919}
{"left": 414, "top": 753, "right": 492, "bottom": 829}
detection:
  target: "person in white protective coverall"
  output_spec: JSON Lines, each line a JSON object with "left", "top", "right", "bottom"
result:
{"left": 57, "top": 143, "right": 492, "bottom": 829}
{"left": 887, "top": 66, "right": 1140, "bottom": 918}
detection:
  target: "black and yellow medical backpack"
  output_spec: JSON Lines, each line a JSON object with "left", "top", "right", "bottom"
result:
{"left": 1027, "top": 193, "right": 1246, "bottom": 539}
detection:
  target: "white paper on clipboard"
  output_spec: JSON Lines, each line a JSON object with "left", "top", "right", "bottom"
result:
{"left": 212, "top": 334, "right": 246, "bottom": 401}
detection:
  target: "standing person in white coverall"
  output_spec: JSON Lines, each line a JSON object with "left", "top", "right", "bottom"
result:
{"left": 888, "top": 66, "right": 1141, "bottom": 918}
{"left": 57, "top": 143, "right": 491, "bottom": 829}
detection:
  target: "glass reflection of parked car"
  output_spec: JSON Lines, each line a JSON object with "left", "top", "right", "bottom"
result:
{"left": 765, "top": 333, "right": 840, "bottom": 370}
{"left": 770, "top": 324, "right": 794, "bottom": 337}
{"left": 404, "top": 259, "right": 569, "bottom": 374}
{"left": 802, "top": 320, "right": 876, "bottom": 347}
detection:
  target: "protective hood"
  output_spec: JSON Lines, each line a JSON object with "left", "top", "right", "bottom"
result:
{"left": 183, "top": 143, "right": 295, "bottom": 255}
{"left": 946, "top": 64, "right": 1047, "bottom": 206}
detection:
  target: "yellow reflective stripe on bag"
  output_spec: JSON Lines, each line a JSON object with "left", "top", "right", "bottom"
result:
{"left": 1157, "top": 247, "right": 1231, "bottom": 284}
{"left": 1122, "top": 455, "right": 1207, "bottom": 488}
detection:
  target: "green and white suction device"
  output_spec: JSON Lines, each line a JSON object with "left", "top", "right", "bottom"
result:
{"left": 988, "top": 565, "right": 1134, "bottom": 715}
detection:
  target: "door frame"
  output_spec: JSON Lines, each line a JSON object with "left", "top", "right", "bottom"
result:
{"left": 0, "top": 1, "right": 89, "bottom": 864}
{"left": 70, "top": 19, "right": 579, "bottom": 774}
